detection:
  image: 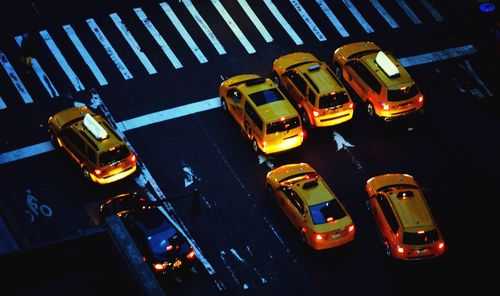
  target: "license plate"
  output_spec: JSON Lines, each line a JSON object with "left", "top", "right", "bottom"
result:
{"left": 416, "top": 249, "right": 427, "bottom": 254}
{"left": 333, "top": 232, "right": 341, "bottom": 238}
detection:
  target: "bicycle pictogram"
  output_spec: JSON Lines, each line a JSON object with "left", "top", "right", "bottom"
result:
{"left": 25, "top": 189, "right": 53, "bottom": 222}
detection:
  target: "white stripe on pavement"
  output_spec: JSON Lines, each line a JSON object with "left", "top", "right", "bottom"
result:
{"left": 315, "top": 0, "right": 349, "bottom": 38}
{"left": 0, "top": 44, "right": 479, "bottom": 165}
{"left": 14, "top": 35, "right": 60, "bottom": 98}
{"left": 0, "top": 96, "right": 6, "bottom": 109}
{"left": 117, "top": 97, "right": 220, "bottom": 132}
{"left": 134, "top": 8, "right": 183, "bottom": 69}
{"left": 370, "top": 0, "right": 399, "bottom": 29}
{"left": 396, "top": 0, "right": 422, "bottom": 24}
{"left": 419, "top": 0, "right": 443, "bottom": 22}
{"left": 237, "top": 0, "right": 273, "bottom": 43}
{"left": 160, "top": 2, "right": 208, "bottom": 64}
{"left": 0, "top": 51, "right": 33, "bottom": 103}
{"left": 290, "top": 0, "right": 326, "bottom": 41}
{"left": 87, "top": 18, "right": 134, "bottom": 80}
{"left": 263, "top": 0, "right": 303, "bottom": 45}
{"left": 40, "top": 30, "right": 85, "bottom": 91}
{"left": 211, "top": 0, "right": 255, "bottom": 54}
{"left": 399, "top": 45, "right": 477, "bottom": 67}
{"left": 62, "top": 25, "right": 109, "bottom": 86}
{"left": 343, "top": 0, "right": 374, "bottom": 33}
{"left": 110, "top": 13, "right": 157, "bottom": 75}
{"left": 183, "top": 0, "right": 226, "bottom": 55}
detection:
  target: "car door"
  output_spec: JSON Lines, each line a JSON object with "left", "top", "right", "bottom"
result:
{"left": 283, "top": 70, "right": 307, "bottom": 107}
{"left": 59, "top": 128, "right": 86, "bottom": 164}
{"left": 225, "top": 88, "right": 244, "bottom": 127}
{"left": 344, "top": 60, "right": 368, "bottom": 97}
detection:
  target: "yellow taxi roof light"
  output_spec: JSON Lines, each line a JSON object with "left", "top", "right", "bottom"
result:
{"left": 375, "top": 51, "right": 399, "bottom": 78}
{"left": 83, "top": 113, "right": 108, "bottom": 140}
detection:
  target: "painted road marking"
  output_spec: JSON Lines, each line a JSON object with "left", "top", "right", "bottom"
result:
{"left": 370, "top": 0, "right": 399, "bottom": 29}
{"left": 87, "top": 18, "right": 133, "bottom": 80}
{"left": 160, "top": 2, "right": 208, "bottom": 64}
{"left": 183, "top": 0, "right": 226, "bottom": 55}
{"left": 419, "top": 0, "right": 443, "bottom": 22}
{"left": 15, "top": 35, "right": 60, "bottom": 97}
{"left": 110, "top": 13, "right": 157, "bottom": 75}
{"left": 263, "top": 0, "right": 303, "bottom": 45}
{"left": 315, "top": 0, "right": 349, "bottom": 37}
{"left": 290, "top": 0, "right": 326, "bottom": 41}
{"left": 238, "top": 0, "right": 273, "bottom": 43}
{"left": 343, "top": 0, "right": 374, "bottom": 33}
{"left": 396, "top": 0, "right": 422, "bottom": 24}
{"left": 62, "top": 25, "right": 109, "bottom": 86}
{"left": 0, "top": 45, "right": 478, "bottom": 164}
{"left": 0, "top": 51, "right": 33, "bottom": 104}
{"left": 40, "top": 30, "right": 85, "bottom": 91}
{"left": 211, "top": 0, "right": 256, "bottom": 54}
{"left": 134, "top": 7, "right": 183, "bottom": 69}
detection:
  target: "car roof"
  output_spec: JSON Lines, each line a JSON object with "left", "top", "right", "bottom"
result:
{"left": 126, "top": 207, "right": 175, "bottom": 235}
{"left": 293, "top": 176, "right": 337, "bottom": 206}
{"left": 359, "top": 51, "right": 415, "bottom": 89}
{"left": 296, "top": 62, "right": 345, "bottom": 95}
{"left": 72, "top": 115, "right": 125, "bottom": 151}
{"left": 385, "top": 188, "right": 436, "bottom": 231}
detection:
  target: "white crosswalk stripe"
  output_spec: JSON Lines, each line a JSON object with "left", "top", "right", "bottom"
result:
{"left": 263, "top": 0, "right": 303, "bottom": 45}
{"left": 63, "top": 25, "right": 109, "bottom": 86}
{"left": 370, "top": 0, "right": 399, "bottom": 29}
{"left": 87, "top": 18, "right": 134, "bottom": 80}
{"left": 0, "top": 51, "right": 33, "bottom": 103}
{"left": 182, "top": 0, "right": 226, "bottom": 55}
{"left": 110, "top": 13, "right": 158, "bottom": 75}
{"left": 419, "top": 0, "right": 443, "bottom": 22}
{"left": 134, "top": 7, "right": 183, "bottom": 69}
{"left": 211, "top": 0, "right": 256, "bottom": 54}
{"left": 0, "top": 96, "right": 6, "bottom": 109}
{"left": 343, "top": 0, "right": 374, "bottom": 33}
{"left": 237, "top": 0, "right": 273, "bottom": 43}
{"left": 315, "top": 0, "right": 349, "bottom": 38}
{"left": 396, "top": 0, "right": 422, "bottom": 24}
{"left": 160, "top": 2, "right": 208, "bottom": 64}
{"left": 290, "top": 0, "right": 326, "bottom": 41}
{"left": 40, "top": 30, "right": 85, "bottom": 92}
{"left": 14, "top": 35, "right": 60, "bottom": 97}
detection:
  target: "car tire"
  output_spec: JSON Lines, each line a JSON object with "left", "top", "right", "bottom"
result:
{"left": 221, "top": 97, "right": 228, "bottom": 112}
{"left": 252, "top": 139, "right": 259, "bottom": 153}
{"left": 48, "top": 129, "right": 59, "bottom": 147}
{"left": 300, "top": 110, "right": 310, "bottom": 128}
{"left": 367, "top": 102, "right": 375, "bottom": 117}
{"left": 272, "top": 71, "right": 280, "bottom": 86}
{"left": 333, "top": 63, "right": 342, "bottom": 79}
{"left": 82, "top": 167, "right": 91, "bottom": 181}
{"left": 384, "top": 242, "right": 392, "bottom": 257}
{"left": 299, "top": 229, "right": 307, "bottom": 244}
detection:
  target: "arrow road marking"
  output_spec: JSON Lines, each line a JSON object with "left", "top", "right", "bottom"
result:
{"left": 333, "top": 131, "right": 354, "bottom": 151}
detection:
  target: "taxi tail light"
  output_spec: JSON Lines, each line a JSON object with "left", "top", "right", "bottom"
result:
{"left": 315, "top": 233, "right": 326, "bottom": 241}
{"left": 262, "top": 140, "right": 267, "bottom": 148}
{"left": 348, "top": 102, "right": 354, "bottom": 109}
{"left": 153, "top": 263, "right": 166, "bottom": 271}
{"left": 129, "top": 154, "right": 136, "bottom": 163}
{"left": 347, "top": 224, "right": 355, "bottom": 232}
{"left": 418, "top": 95, "right": 424, "bottom": 103}
{"left": 313, "top": 111, "right": 319, "bottom": 118}
{"left": 186, "top": 250, "right": 196, "bottom": 260}
{"left": 380, "top": 103, "right": 389, "bottom": 111}
{"left": 438, "top": 242, "right": 445, "bottom": 250}
{"left": 397, "top": 246, "right": 405, "bottom": 254}
{"left": 300, "top": 131, "right": 305, "bottom": 139}
{"left": 94, "top": 169, "right": 102, "bottom": 176}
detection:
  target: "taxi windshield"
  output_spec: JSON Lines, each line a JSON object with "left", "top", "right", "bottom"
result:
{"left": 100, "top": 145, "right": 130, "bottom": 166}
{"left": 266, "top": 117, "right": 300, "bottom": 134}
{"left": 319, "top": 92, "right": 349, "bottom": 109}
{"left": 309, "top": 199, "right": 346, "bottom": 225}
{"left": 249, "top": 89, "right": 285, "bottom": 106}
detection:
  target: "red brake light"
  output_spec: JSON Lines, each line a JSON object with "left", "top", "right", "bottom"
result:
{"left": 153, "top": 263, "right": 166, "bottom": 271}
{"left": 313, "top": 111, "right": 319, "bottom": 117}
{"left": 130, "top": 154, "right": 136, "bottom": 162}
{"left": 438, "top": 242, "right": 445, "bottom": 249}
{"left": 348, "top": 225, "right": 355, "bottom": 232}
{"left": 349, "top": 102, "right": 354, "bottom": 109}
{"left": 397, "top": 246, "right": 405, "bottom": 253}
{"left": 187, "top": 250, "right": 196, "bottom": 259}
{"left": 262, "top": 140, "right": 267, "bottom": 147}
{"left": 326, "top": 217, "right": 334, "bottom": 222}
{"left": 94, "top": 169, "right": 102, "bottom": 176}
{"left": 315, "top": 234, "right": 324, "bottom": 241}
{"left": 418, "top": 95, "right": 424, "bottom": 103}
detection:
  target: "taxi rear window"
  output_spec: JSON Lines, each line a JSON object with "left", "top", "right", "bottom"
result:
{"left": 387, "top": 84, "right": 419, "bottom": 101}
{"left": 309, "top": 199, "right": 347, "bottom": 225}
{"left": 319, "top": 92, "right": 349, "bottom": 109}
{"left": 100, "top": 145, "right": 130, "bottom": 166}
{"left": 266, "top": 117, "right": 300, "bottom": 134}
{"left": 249, "top": 89, "right": 285, "bottom": 106}
{"left": 403, "top": 229, "right": 439, "bottom": 245}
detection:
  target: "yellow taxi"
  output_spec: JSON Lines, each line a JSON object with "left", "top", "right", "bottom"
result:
{"left": 266, "top": 163, "right": 355, "bottom": 250}
{"left": 333, "top": 42, "right": 424, "bottom": 121}
{"left": 365, "top": 173, "right": 445, "bottom": 260}
{"left": 272, "top": 52, "right": 354, "bottom": 128}
{"left": 48, "top": 106, "right": 137, "bottom": 184}
{"left": 219, "top": 74, "right": 304, "bottom": 154}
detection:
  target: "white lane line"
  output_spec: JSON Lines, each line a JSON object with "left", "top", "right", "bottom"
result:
{"left": 237, "top": 0, "right": 273, "bottom": 43}
{"left": 342, "top": 0, "right": 374, "bottom": 33}
{"left": 0, "top": 142, "right": 53, "bottom": 165}
{"left": 399, "top": 45, "right": 477, "bottom": 67}
{"left": 211, "top": 0, "right": 255, "bottom": 54}
{"left": 183, "top": 0, "right": 226, "bottom": 55}
{"left": 396, "top": 0, "right": 422, "bottom": 24}
{"left": 87, "top": 18, "right": 133, "bottom": 80}
{"left": 39, "top": 30, "right": 85, "bottom": 91}
{"left": 370, "top": 0, "right": 399, "bottom": 29}
{"left": 290, "top": 0, "right": 326, "bottom": 41}
{"left": 134, "top": 7, "right": 183, "bottom": 69}
{"left": 62, "top": 25, "right": 109, "bottom": 86}
{"left": 160, "top": 2, "right": 208, "bottom": 64}
{"left": 230, "top": 248, "right": 246, "bottom": 264}
{"left": 0, "top": 51, "right": 33, "bottom": 103}
{"left": 117, "top": 97, "right": 220, "bottom": 132}
{"left": 263, "top": 0, "right": 303, "bottom": 45}
{"left": 220, "top": 250, "right": 241, "bottom": 285}
{"left": 419, "top": 0, "right": 443, "bottom": 22}
{"left": 0, "top": 43, "right": 479, "bottom": 165}
{"left": 0, "top": 96, "right": 6, "bottom": 109}
{"left": 315, "top": 0, "right": 349, "bottom": 38}
{"left": 14, "top": 35, "right": 59, "bottom": 98}
{"left": 110, "top": 13, "right": 157, "bottom": 75}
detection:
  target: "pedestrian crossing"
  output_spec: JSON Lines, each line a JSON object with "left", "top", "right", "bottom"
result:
{"left": 0, "top": 0, "right": 445, "bottom": 109}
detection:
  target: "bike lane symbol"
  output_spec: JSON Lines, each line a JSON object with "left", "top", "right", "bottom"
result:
{"left": 25, "top": 189, "right": 53, "bottom": 223}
